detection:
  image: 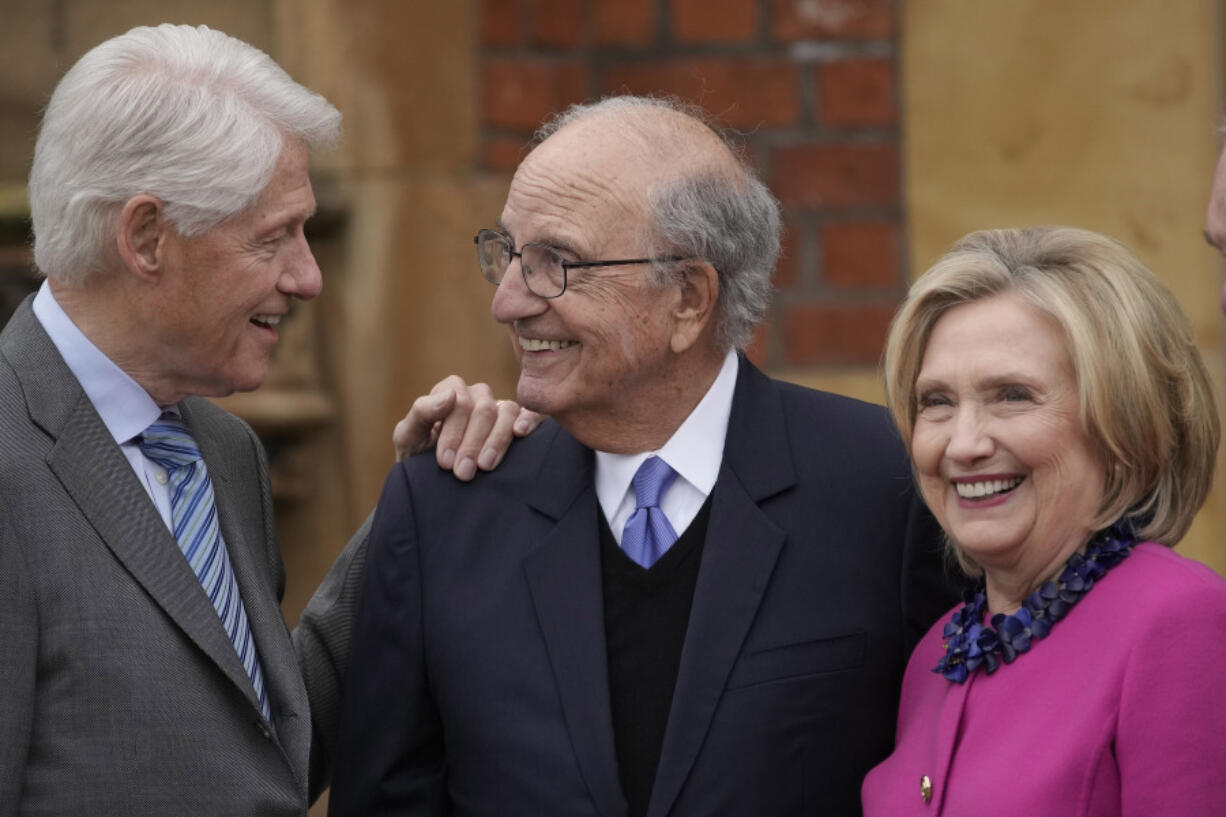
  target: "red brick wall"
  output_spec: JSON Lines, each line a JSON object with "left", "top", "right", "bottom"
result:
{"left": 479, "top": 0, "right": 904, "bottom": 369}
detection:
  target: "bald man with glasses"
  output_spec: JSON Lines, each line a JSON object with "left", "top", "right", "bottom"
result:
{"left": 327, "top": 96, "right": 956, "bottom": 817}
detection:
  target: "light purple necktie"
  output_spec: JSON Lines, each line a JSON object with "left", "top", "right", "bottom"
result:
{"left": 621, "top": 456, "right": 679, "bottom": 569}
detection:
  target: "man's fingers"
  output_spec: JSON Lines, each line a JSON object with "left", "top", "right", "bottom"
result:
{"left": 468, "top": 400, "right": 522, "bottom": 473}
{"left": 512, "top": 407, "right": 545, "bottom": 437}
{"left": 393, "top": 377, "right": 540, "bottom": 480}
{"left": 436, "top": 382, "right": 496, "bottom": 480}
{"left": 393, "top": 389, "right": 457, "bottom": 462}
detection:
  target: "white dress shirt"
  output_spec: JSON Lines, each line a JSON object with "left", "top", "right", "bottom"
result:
{"left": 33, "top": 282, "right": 176, "bottom": 530}
{"left": 595, "top": 349, "right": 738, "bottom": 544}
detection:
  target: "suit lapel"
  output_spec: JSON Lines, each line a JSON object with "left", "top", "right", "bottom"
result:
{"left": 185, "top": 400, "right": 309, "bottom": 774}
{"left": 522, "top": 427, "right": 627, "bottom": 817}
{"left": 45, "top": 400, "right": 257, "bottom": 703}
{"left": 4, "top": 303, "right": 279, "bottom": 739}
{"left": 647, "top": 358, "right": 796, "bottom": 817}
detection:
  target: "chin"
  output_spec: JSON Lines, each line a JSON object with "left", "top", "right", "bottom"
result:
{"left": 222, "top": 364, "right": 271, "bottom": 396}
{"left": 234, "top": 375, "right": 270, "bottom": 394}
{"left": 515, "top": 377, "right": 558, "bottom": 416}
{"left": 956, "top": 532, "right": 1027, "bottom": 564}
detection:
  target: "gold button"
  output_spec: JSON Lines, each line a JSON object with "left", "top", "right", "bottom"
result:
{"left": 154, "top": 467, "right": 169, "bottom": 485}
{"left": 920, "top": 774, "right": 933, "bottom": 803}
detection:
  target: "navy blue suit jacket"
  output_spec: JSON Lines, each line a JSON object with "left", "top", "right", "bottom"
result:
{"left": 331, "top": 358, "right": 954, "bottom": 816}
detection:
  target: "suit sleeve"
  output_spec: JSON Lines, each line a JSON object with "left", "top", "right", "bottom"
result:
{"left": 293, "top": 511, "right": 371, "bottom": 801}
{"left": 0, "top": 513, "right": 35, "bottom": 816}
{"left": 898, "top": 477, "right": 961, "bottom": 657}
{"left": 327, "top": 464, "right": 448, "bottom": 817}
{"left": 1117, "top": 572, "right": 1226, "bottom": 816}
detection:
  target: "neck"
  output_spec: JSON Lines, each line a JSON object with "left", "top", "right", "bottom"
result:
{"left": 563, "top": 345, "right": 727, "bottom": 453}
{"left": 981, "top": 529, "right": 1092, "bottom": 615}
{"left": 49, "top": 277, "right": 183, "bottom": 406}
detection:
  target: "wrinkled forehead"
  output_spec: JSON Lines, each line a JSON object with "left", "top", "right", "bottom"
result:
{"left": 501, "top": 108, "right": 729, "bottom": 255}
{"left": 502, "top": 125, "right": 655, "bottom": 254}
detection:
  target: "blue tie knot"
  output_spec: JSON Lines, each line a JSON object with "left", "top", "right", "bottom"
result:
{"left": 633, "top": 456, "right": 677, "bottom": 510}
{"left": 138, "top": 414, "right": 202, "bottom": 470}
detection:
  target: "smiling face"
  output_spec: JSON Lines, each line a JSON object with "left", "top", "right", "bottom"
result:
{"left": 490, "top": 116, "right": 688, "bottom": 443}
{"left": 910, "top": 294, "right": 1106, "bottom": 601}
{"left": 149, "top": 138, "right": 321, "bottom": 401}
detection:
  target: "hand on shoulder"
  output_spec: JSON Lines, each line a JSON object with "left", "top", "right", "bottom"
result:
{"left": 392, "top": 375, "right": 545, "bottom": 480}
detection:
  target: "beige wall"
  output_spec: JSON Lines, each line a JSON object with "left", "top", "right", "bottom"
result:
{"left": 1, "top": 1, "right": 1221, "bottom": 587}
{"left": 4, "top": 1, "right": 1225, "bottom": 589}
{"left": 903, "top": 0, "right": 1226, "bottom": 574}
{"left": 263, "top": 0, "right": 521, "bottom": 625}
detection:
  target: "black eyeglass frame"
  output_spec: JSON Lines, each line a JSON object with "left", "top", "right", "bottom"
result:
{"left": 474, "top": 229, "right": 692, "bottom": 299}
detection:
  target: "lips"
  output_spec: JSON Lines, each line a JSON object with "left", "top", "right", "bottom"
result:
{"left": 250, "top": 314, "right": 282, "bottom": 329}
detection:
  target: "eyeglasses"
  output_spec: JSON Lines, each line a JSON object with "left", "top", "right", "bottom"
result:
{"left": 474, "top": 229, "right": 690, "bottom": 299}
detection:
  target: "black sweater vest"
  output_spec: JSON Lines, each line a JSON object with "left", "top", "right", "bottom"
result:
{"left": 599, "top": 495, "right": 713, "bottom": 817}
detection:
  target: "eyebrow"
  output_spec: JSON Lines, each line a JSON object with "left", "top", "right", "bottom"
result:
{"left": 259, "top": 206, "right": 315, "bottom": 235}
{"left": 492, "top": 220, "right": 583, "bottom": 258}
{"left": 914, "top": 372, "right": 1040, "bottom": 393}
{"left": 912, "top": 376, "right": 947, "bottom": 395}
{"left": 277, "top": 200, "right": 318, "bottom": 224}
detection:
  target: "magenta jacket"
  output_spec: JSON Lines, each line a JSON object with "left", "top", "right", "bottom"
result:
{"left": 862, "top": 542, "right": 1226, "bottom": 816}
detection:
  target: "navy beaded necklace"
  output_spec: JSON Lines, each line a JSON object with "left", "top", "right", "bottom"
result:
{"left": 934, "top": 520, "right": 1138, "bottom": 684}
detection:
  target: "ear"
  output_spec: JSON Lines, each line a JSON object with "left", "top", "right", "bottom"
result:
{"left": 669, "top": 260, "right": 720, "bottom": 354}
{"left": 115, "top": 195, "right": 170, "bottom": 282}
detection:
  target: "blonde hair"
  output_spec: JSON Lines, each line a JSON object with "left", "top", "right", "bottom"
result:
{"left": 883, "top": 226, "right": 1218, "bottom": 562}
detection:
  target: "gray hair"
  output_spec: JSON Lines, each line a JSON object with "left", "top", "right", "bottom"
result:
{"left": 534, "top": 96, "right": 780, "bottom": 351}
{"left": 29, "top": 24, "right": 341, "bottom": 284}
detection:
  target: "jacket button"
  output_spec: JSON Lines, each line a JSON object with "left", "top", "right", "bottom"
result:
{"left": 256, "top": 720, "right": 273, "bottom": 740}
{"left": 920, "top": 774, "right": 933, "bottom": 803}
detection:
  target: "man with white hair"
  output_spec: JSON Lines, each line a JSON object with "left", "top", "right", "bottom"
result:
{"left": 0, "top": 23, "right": 514, "bottom": 815}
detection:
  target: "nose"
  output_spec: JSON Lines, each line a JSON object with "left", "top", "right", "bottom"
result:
{"left": 945, "top": 404, "right": 994, "bottom": 464}
{"left": 490, "top": 256, "right": 547, "bottom": 325}
{"left": 279, "top": 234, "right": 323, "bottom": 301}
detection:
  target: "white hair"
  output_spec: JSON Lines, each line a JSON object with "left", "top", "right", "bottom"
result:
{"left": 29, "top": 24, "right": 341, "bottom": 284}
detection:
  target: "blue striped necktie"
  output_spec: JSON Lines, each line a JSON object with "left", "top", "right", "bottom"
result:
{"left": 139, "top": 414, "right": 271, "bottom": 721}
{"left": 621, "top": 456, "right": 680, "bottom": 569}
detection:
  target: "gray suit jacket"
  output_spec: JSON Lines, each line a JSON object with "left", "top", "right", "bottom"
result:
{"left": 0, "top": 298, "right": 315, "bottom": 815}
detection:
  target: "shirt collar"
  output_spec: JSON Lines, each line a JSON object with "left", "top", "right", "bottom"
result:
{"left": 32, "top": 281, "right": 163, "bottom": 444}
{"left": 594, "top": 348, "right": 739, "bottom": 510}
